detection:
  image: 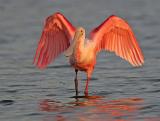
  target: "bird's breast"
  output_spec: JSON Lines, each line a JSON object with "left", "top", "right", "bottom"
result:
{"left": 69, "top": 46, "right": 96, "bottom": 71}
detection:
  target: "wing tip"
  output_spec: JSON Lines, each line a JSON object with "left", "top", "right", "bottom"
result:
{"left": 108, "top": 15, "right": 122, "bottom": 20}
{"left": 132, "top": 60, "right": 144, "bottom": 67}
{"left": 53, "top": 12, "right": 75, "bottom": 34}
{"left": 33, "top": 53, "right": 48, "bottom": 70}
{"left": 46, "top": 12, "right": 64, "bottom": 22}
{"left": 33, "top": 61, "right": 47, "bottom": 70}
{"left": 53, "top": 12, "right": 64, "bottom": 18}
{"left": 109, "top": 14, "right": 117, "bottom": 18}
{"left": 90, "top": 14, "right": 120, "bottom": 36}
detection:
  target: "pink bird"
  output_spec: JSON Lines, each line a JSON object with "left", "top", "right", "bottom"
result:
{"left": 33, "top": 12, "right": 144, "bottom": 97}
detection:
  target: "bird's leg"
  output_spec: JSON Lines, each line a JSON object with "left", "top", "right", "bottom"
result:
{"left": 74, "top": 69, "right": 78, "bottom": 96}
{"left": 84, "top": 70, "right": 92, "bottom": 96}
{"left": 84, "top": 78, "right": 90, "bottom": 96}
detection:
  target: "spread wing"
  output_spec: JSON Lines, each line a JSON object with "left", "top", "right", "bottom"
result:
{"left": 33, "top": 12, "right": 75, "bottom": 69}
{"left": 90, "top": 15, "right": 144, "bottom": 67}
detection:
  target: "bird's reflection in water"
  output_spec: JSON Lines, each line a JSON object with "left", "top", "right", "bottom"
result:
{"left": 39, "top": 96, "right": 144, "bottom": 121}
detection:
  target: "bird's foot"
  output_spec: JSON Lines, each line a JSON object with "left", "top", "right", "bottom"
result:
{"left": 74, "top": 78, "right": 79, "bottom": 96}
{"left": 75, "top": 91, "right": 78, "bottom": 97}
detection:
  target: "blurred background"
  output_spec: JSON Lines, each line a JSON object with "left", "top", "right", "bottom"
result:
{"left": 0, "top": 0, "right": 160, "bottom": 121}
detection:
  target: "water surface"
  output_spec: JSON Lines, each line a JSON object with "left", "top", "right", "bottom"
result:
{"left": 0, "top": 0, "right": 160, "bottom": 121}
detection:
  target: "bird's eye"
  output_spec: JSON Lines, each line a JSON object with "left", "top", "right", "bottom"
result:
{"left": 80, "top": 30, "right": 83, "bottom": 35}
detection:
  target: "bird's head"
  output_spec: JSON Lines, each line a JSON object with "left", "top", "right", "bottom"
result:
{"left": 75, "top": 27, "right": 85, "bottom": 40}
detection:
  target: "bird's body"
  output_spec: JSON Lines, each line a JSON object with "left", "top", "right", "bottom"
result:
{"left": 69, "top": 38, "right": 95, "bottom": 72}
{"left": 33, "top": 12, "right": 144, "bottom": 96}
{"left": 65, "top": 31, "right": 97, "bottom": 95}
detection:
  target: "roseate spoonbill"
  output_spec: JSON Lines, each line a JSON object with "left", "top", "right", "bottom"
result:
{"left": 33, "top": 12, "right": 144, "bottom": 96}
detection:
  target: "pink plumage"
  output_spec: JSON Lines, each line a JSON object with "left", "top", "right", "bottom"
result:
{"left": 33, "top": 12, "right": 75, "bottom": 69}
{"left": 33, "top": 12, "right": 144, "bottom": 96}
{"left": 90, "top": 15, "right": 144, "bottom": 66}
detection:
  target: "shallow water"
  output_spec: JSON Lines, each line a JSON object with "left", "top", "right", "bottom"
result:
{"left": 0, "top": 0, "right": 160, "bottom": 121}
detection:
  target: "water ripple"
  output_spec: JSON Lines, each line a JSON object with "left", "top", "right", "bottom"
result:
{"left": 0, "top": 100, "right": 14, "bottom": 106}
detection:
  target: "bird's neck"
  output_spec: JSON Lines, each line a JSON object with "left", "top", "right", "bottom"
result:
{"left": 73, "top": 36, "right": 85, "bottom": 58}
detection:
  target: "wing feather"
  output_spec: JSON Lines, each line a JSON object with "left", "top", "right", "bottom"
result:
{"left": 33, "top": 12, "right": 75, "bottom": 69}
{"left": 90, "top": 15, "right": 144, "bottom": 67}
